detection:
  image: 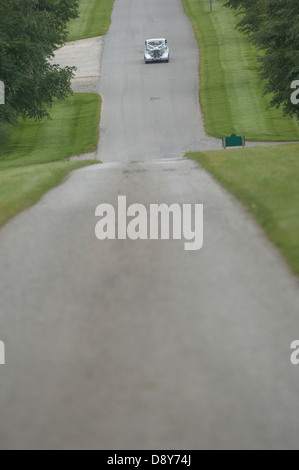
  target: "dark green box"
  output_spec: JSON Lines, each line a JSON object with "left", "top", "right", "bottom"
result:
{"left": 222, "top": 134, "right": 245, "bottom": 149}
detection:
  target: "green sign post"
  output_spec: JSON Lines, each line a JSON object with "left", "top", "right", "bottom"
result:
{"left": 222, "top": 134, "right": 246, "bottom": 149}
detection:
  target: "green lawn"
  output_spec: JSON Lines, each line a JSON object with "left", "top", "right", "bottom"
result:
{"left": 0, "top": 93, "right": 101, "bottom": 227}
{"left": 0, "top": 161, "right": 94, "bottom": 228}
{"left": 182, "top": 0, "right": 299, "bottom": 141}
{"left": 0, "top": 94, "right": 101, "bottom": 169}
{"left": 187, "top": 144, "right": 299, "bottom": 276}
{"left": 68, "top": 0, "right": 115, "bottom": 41}
{"left": 0, "top": 0, "right": 110, "bottom": 227}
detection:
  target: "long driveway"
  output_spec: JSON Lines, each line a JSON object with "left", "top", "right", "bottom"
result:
{"left": 0, "top": 0, "right": 299, "bottom": 450}
{"left": 97, "top": 0, "right": 219, "bottom": 162}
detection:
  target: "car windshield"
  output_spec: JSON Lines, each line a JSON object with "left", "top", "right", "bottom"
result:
{"left": 147, "top": 40, "right": 164, "bottom": 48}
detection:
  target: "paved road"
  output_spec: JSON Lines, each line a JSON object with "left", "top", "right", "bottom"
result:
{"left": 1, "top": 159, "right": 299, "bottom": 450}
{"left": 97, "top": 0, "right": 219, "bottom": 162}
{"left": 0, "top": 0, "right": 299, "bottom": 450}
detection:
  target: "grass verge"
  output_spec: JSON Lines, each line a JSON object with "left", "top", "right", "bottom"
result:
{"left": 0, "top": 161, "right": 94, "bottom": 228}
{"left": 187, "top": 145, "right": 299, "bottom": 276}
{"left": 0, "top": 93, "right": 101, "bottom": 227}
{"left": 68, "top": 0, "right": 115, "bottom": 41}
{"left": 182, "top": 0, "right": 299, "bottom": 141}
{"left": 0, "top": 94, "right": 101, "bottom": 169}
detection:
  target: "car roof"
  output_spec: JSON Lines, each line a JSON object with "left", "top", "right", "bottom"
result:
{"left": 146, "top": 38, "right": 166, "bottom": 42}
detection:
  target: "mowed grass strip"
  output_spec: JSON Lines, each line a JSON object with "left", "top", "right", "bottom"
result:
{"left": 0, "top": 93, "right": 101, "bottom": 226}
{"left": 182, "top": 0, "right": 299, "bottom": 141}
{"left": 68, "top": 0, "right": 115, "bottom": 41}
{"left": 187, "top": 145, "right": 299, "bottom": 276}
{"left": 0, "top": 161, "right": 94, "bottom": 228}
{"left": 0, "top": 94, "right": 101, "bottom": 169}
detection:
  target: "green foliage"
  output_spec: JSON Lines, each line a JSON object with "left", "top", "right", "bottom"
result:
{"left": 182, "top": 0, "right": 299, "bottom": 140}
{"left": 0, "top": 0, "right": 79, "bottom": 126}
{"left": 225, "top": 0, "right": 299, "bottom": 119}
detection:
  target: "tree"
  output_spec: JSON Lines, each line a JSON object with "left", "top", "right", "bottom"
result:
{"left": 0, "top": 0, "right": 79, "bottom": 126}
{"left": 225, "top": 0, "right": 299, "bottom": 119}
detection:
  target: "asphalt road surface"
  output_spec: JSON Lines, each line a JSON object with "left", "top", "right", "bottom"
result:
{"left": 0, "top": 0, "right": 299, "bottom": 450}
{"left": 97, "top": 0, "right": 219, "bottom": 162}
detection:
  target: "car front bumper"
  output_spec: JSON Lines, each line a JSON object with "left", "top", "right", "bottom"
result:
{"left": 144, "top": 54, "right": 169, "bottom": 62}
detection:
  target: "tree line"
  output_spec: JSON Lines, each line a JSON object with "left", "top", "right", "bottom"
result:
{"left": 226, "top": 0, "right": 299, "bottom": 120}
{"left": 0, "top": 0, "right": 298, "bottom": 129}
{"left": 0, "top": 0, "right": 79, "bottom": 129}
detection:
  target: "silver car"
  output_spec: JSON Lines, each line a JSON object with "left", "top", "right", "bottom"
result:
{"left": 144, "top": 38, "right": 170, "bottom": 63}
